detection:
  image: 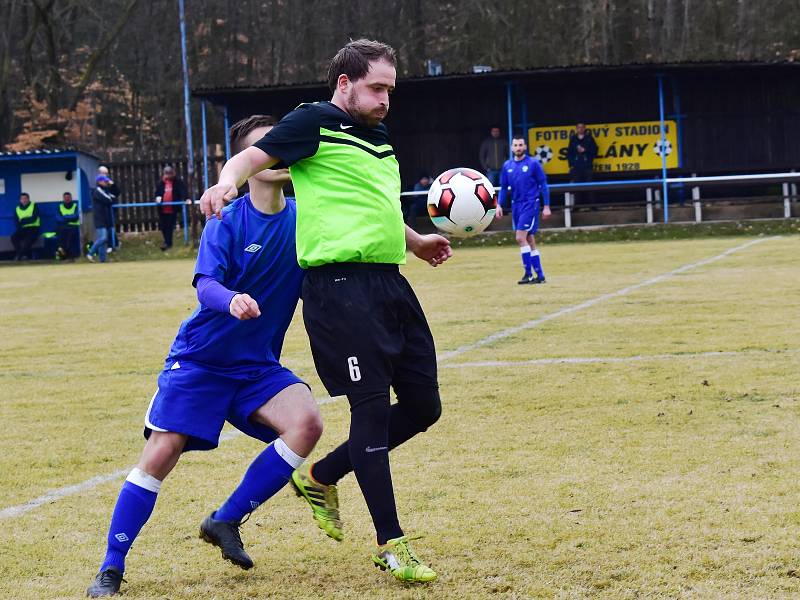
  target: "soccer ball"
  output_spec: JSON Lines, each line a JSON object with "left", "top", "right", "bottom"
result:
{"left": 427, "top": 168, "right": 497, "bottom": 238}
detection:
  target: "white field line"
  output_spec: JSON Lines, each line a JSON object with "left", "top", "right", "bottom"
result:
{"left": 441, "top": 348, "right": 797, "bottom": 369}
{"left": 0, "top": 395, "right": 341, "bottom": 520}
{"left": 0, "top": 236, "right": 778, "bottom": 520}
{"left": 437, "top": 236, "right": 777, "bottom": 361}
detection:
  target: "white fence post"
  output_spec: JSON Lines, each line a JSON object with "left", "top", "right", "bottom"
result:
{"left": 692, "top": 173, "right": 701, "bottom": 223}
{"left": 646, "top": 188, "right": 654, "bottom": 224}
{"left": 564, "top": 193, "right": 573, "bottom": 229}
{"left": 783, "top": 182, "right": 791, "bottom": 218}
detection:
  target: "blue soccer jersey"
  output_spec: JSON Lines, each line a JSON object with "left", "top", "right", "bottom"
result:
{"left": 498, "top": 155, "right": 550, "bottom": 209}
{"left": 165, "top": 195, "right": 303, "bottom": 371}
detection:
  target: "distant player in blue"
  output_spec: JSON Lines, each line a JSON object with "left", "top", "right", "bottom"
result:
{"left": 495, "top": 134, "right": 552, "bottom": 284}
{"left": 87, "top": 115, "right": 323, "bottom": 597}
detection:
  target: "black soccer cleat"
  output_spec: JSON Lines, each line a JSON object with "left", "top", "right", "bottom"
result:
{"left": 517, "top": 273, "right": 535, "bottom": 285}
{"left": 531, "top": 276, "right": 546, "bottom": 284}
{"left": 199, "top": 513, "right": 254, "bottom": 570}
{"left": 86, "top": 566, "right": 124, "bottom": 597}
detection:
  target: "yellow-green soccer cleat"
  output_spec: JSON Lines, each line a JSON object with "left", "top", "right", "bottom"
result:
{"left": 290, "top": 463, "right": 343, "bottom": 541}
{"left": 372, "top": 536, "right": 437, "bottom": 583}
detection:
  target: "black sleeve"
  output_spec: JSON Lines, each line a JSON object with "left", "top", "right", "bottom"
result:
{"left": 586, "top": 134, "right": 598, "bottom": 159}
{"left": 253, "top": 104, "right": 321, "bottom": 168}
{"left": 566, "top": 136, "right": 576, "bottom": 166}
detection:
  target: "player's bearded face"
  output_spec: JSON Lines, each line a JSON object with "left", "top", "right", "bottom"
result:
{"left": 346, "top": 60, "right": 395, "bottom": 128}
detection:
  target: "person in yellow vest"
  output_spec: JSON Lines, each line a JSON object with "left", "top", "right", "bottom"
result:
{"left": 56, "top": 191, "right": 81, "bottom": 261}
{"left": 12, "top": 192, "right": 40, "bottom": 261}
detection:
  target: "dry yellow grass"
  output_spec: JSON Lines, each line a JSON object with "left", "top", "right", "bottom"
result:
{"left": 1, "top": 235, "right": 799, "bottom": 599}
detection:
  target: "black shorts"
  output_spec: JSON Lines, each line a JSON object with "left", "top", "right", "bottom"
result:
{"left": 302, "top": 263, "right": 438, "bottom": 397}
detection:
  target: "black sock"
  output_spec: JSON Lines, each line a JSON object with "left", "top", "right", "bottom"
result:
{"left": 336, "top": 391, "right": 402, "bottom": 544}
{"left": 312, "top": 384, "right": 441, "bottom": 486}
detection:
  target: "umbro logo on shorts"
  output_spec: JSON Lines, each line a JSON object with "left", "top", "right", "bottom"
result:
{"left": 244, "top": 243, "right": 262, "bottom": 253}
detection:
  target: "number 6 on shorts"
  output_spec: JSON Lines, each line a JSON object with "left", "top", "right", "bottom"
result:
{"left": 347, "top": 356, "right": 361, "bottom": 382}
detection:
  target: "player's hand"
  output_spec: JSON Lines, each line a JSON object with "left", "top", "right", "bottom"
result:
{"left": 412, "top": 233, "right": 452, "bottom": 267}
{"left": 542, "top": 206, "right": 552, "bottom": 219}
{"left": 200, "top": 181, "right": 238, "bottom": 219}
{"left": 495, "top": 205, "right": 504, "bottom": 219}
{"left": 229, "top": 293, "right": 261, "bottom": 320}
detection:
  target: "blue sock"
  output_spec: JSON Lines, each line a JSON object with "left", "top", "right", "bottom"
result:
{"left": 100, "top": 469, "right": 161, "bottom": 573}
{"left": 520, "top": 245, "right": 532, "bottom": 276}
{"left": 214, "top": 439, "right": 305, "bottom": 523}
{"left": 531, "top": 250, "right": 545, "bottom": 280}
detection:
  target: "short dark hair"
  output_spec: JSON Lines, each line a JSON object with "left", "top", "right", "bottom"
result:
{"left": 63, "top": 191, "right": 72, "bottom": 197}
{"left": 327, "top": 39, "right": 397, "bottom": 93}
{"left": 20, "top": 192, "right": 30, "bottom": 200}
{"left": 230, "top": 114, "right": 276, "bottom": 155}
{"left": 512, "top": 133, "right": 526, "bottom": 142}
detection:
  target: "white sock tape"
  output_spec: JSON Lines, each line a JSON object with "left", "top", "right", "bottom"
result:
{"left": 126, "top": 467, "right": 162, "bottom": 493}
{"left": 274, "top": 438, "right": 306, "bottom": 469}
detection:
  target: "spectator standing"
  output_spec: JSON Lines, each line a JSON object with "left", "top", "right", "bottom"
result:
{"left": 56, "top": 191, "right": 81, "bottom": 261}
{"left": 98, "top": 165, "right": 121, "bottom": 251}
{"left": 479, "top": 126, "right": 506, "bottom": 187}
{"left": 154, "top": 165, "right": 188, "bottom": 251}
{"left": 87, "top": 176, "right": 116, "bottom": 263}
{"left": 402, "top": 173, "right": 431, "bottom": 230}
{"left": 566, "top": 123, "right": 598, "bottom": 206}
{"left": 12, "top": 192, "right": 40, "bottom": 260}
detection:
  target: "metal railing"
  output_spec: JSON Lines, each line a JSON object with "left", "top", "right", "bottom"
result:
{"left": 110, "top": 201, "right": 192, "bottom": 245}
{"left": 108, "top": 171, "right": 800, "bottom": 246}
{"left": 400, "top": 171, "right": 800, "bottom": 228}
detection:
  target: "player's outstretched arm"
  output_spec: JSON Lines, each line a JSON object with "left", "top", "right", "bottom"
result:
{"left": 405, "top": 225, "right": 452, "bottom": 267}
{"left": 200, "top": 146, "right": 278, "bottom": 219}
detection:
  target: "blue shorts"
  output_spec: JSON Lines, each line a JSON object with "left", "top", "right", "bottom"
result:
{"left": 144, "top": 360, "right": 306, "bottom": 451}
{"left": 512, "top": 201, "right": 540, "bottom": 234}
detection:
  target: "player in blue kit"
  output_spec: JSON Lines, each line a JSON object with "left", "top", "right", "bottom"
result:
{"left": 495, "top": 134, "right": 552, "bottom": 284}
{"left": 86, "top": 115, "right": 323, "bottom": 597}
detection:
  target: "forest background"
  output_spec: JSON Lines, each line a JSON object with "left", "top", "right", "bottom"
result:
{"left": 2, "top": 0, "right": 799, "bottom": 158}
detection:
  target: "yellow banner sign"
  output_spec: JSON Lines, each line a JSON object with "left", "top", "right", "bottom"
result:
{"left": 527, "top": 121, "right": 679, "bottom": 175}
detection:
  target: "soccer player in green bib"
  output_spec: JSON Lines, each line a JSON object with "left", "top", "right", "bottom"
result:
{"left": 200, "top": 39, "right": 451, "bottom": 584}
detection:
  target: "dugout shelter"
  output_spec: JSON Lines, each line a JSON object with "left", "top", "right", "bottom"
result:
{"left": 0, "top": 149, "right": 99, "bottom": 259}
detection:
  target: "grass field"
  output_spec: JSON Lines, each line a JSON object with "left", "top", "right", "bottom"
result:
{"left": 1, "top": 234, "right": 799, "bottom": 599}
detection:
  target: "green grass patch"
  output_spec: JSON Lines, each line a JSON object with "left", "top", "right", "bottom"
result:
{"left": 1, "top": 236, "right": 799, "bottom": 598}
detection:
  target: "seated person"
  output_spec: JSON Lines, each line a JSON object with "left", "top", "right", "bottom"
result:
{"left": 12, "top": 192, "right": 40, "bottom": 261}
{"left": 56, "top": 192, "right": 81, "bottom": 260}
